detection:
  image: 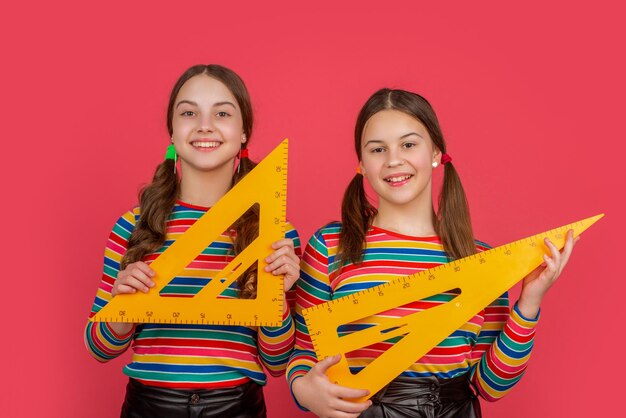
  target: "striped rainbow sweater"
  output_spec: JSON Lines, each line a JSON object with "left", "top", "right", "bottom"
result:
{"left": 287, "top": 223, "right": 538, "bottom": 402}
{"left": 84, "top": 201, "right": 301, "bottom": 389}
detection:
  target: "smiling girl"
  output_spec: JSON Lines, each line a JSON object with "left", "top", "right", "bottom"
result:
{"left": 84, "top": 65, "right": 300, "bottom": 418}
{"left": 287, "top": 88, "right": 576, "bottom": 418}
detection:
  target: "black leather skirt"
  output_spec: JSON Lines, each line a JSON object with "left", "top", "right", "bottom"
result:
{"left": 120, "top": 378, "right": 266, "bottom": 418}
{"left": 359, "top": 374, "right": 481, "bottom": 418}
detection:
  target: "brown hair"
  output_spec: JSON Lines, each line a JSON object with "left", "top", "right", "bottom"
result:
{"left": 121, "top": 64, "right": 260, "bottom": 298}
{"left": 339, "top": 88, "right": 475, "bottom": 265}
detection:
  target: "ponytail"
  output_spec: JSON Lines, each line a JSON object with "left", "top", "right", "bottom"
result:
{"left": 338, "top": 173, "right": 377, "bottom": 266}
{"left": 231, "top": 151, "right": 260, "bottom": 299}
{"left": 121, "top": 159, "right": 179, "bottom": 270}
{"left": 436, "top": 161, "right": 476, "bottom": 260}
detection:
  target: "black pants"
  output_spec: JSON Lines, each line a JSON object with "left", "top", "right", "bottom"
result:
{"left": 121, "top": 378, "right": 266, "bottom": 418}
{"left": 359, "top": 374, "right": 481, "bottom": 418}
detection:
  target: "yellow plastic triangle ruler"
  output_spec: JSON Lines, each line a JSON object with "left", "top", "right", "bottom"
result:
{"left": 303, "top": 214, "right": 603, "bottom": 402}
{"left": 91, "top": 139, "right": 289, "bottom": 326}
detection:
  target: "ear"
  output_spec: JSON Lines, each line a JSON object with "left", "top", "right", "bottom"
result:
{"left": 432, "top": 148, "right": 442, "bottom": 166}
{"left": 358, "top": 161, "right": 366, "bottom": 176}
{"left": 241, "top": 133, "right": 247, "bottom": 144}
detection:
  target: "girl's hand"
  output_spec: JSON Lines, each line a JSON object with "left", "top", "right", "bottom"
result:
{"left": 518, "top": 229, "right": 578, "bottom": 318}
{"left": 112, "top": 261, "right": 155, "bottom": 297}
{"left": 109, "top": 261, "right": 155, "bottom": 335}
{"left": 292, "top": 355, "right": 372, "bottom": 418}
{"left": 264, "top": 238, "right": 300, "bottom": 291}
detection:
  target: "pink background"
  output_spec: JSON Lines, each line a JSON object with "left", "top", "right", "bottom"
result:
{"left": 2, "top": 1, "right": 624, "bottom": 416}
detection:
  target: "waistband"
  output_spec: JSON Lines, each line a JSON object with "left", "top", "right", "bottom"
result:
{"left": 371, "top": 373, "right": 477, "bottom": 406}
{"left": 122, "top": 378, "right": 266, "bottom": 418}
{"left": 127, "top": 378, "right": 261, "bottom": 406}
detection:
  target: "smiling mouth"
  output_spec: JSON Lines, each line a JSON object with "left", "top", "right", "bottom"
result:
{"left": 191, "top": 140, "right": 222, "bottom": 149}
{"left": 384, "top": 174, "right": 413, "bottom": 183}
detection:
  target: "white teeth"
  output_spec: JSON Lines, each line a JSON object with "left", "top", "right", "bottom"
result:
{"left": 192, "top": 141, "right": 221, "bottom": 148}
{"left": 385, "top": 175, "right": 412, "bottom": 183}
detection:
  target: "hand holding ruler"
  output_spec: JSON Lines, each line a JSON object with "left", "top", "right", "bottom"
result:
{"left": 91, "top": 139, "right": 289, "bottom": 326}
{"left": 302, "top": 214, "right": 603, "bottom": 402}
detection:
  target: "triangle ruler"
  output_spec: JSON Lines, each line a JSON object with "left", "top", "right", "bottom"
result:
{"left": 91, "top": 138, "right": 289, "bottom": 326}
{"left": 302, "top": 214, "right": 603, "bottom": 402}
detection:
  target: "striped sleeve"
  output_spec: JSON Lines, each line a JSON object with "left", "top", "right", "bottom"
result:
{"left": 287, "top": 228, "right": 333, "bottom": 397}
{"left": 84, "top": 210, "right": 138, "bottom": 362}
{"left": 257, "top": 223, "right": 302, "bottom": 376}
{"left": 469, "top": 294, "right": 539, "bottom": 401}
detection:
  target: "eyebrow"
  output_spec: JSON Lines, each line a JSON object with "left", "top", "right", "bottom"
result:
{"left": 213, "top": 101, "right": 237, "bottom": 109}
{"left": 175, "top": 100, "right": 237, "bottom": 109}
{"left": 364, "top": 132, "right": 423, "bottom": 146}
{"left": 175, "top": 100, "right": 197, "bottom": 109}
{"left": 363, "top": 139, "right": 385, "bottom": 147}
{"left": 400, "top": 132, "right": 424, "bottom": 139}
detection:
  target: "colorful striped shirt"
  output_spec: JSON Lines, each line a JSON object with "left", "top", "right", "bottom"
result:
{"left": 287, "top": 223, "right": 539, "bottom": 403}
{"left": 84, "top": 201, "right": 301, "bottom": 389}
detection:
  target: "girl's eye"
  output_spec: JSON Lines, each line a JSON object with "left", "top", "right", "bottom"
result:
{"left": 403, "top": 142, "right": 416, "bottom": 149}
{"left": 180, "top": 111, "right": 195, "bottom": 116}
{"left": 217, "top": 111, "right": 230, "bottom": 118}
{"left": 371, "top": 147, "right": 385, "bottom": 153}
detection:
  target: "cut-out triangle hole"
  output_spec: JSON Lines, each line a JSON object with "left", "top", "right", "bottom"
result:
{"left": 338, "top": 288, "right": 461, "bottom": 376}
{"left": 158, "top": 203, "right": 260, "bottom": 299}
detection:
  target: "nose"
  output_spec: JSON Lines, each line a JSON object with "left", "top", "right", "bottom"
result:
{"left": 386, "top": 148, "right": 405, "bottom": 168}
{"left": 197, "top": 114, "right": 214, "bottom": 133}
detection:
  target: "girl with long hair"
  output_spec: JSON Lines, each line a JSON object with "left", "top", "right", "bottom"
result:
{"left": 288, "top": 88, "right": 576, "bottom": 418}
{"left": 85, "top": 64, "right": 300, "bottom": 418}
